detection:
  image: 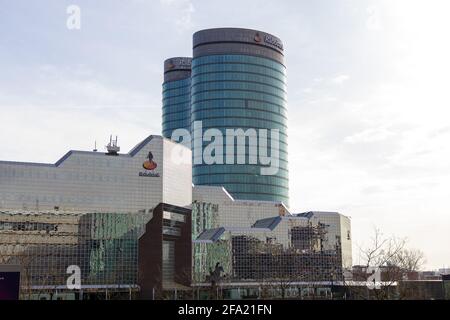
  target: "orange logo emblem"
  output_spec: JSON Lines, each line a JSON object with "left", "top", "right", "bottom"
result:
{"left": 143, "top": 152, "right": 157, "bottom": 170}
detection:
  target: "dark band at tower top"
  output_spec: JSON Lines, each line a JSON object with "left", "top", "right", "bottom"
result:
{"left": 193, "top": 28, "right": 284, "bottom": 64}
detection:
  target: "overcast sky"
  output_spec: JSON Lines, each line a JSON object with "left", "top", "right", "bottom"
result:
{"left": 1, "top": 0, "right": 449, "bottom": 269}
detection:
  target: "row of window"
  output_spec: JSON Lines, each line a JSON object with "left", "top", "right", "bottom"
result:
{"left": 192, "top": 164, "right": 289, "bottom": 178}
{"left": 162, "top": 110, "right": 191, "bottom": 123}
{"left": 191, "top": 107, "right": 287, "bottom": 123}
{"left": 191, "top": 173, "right": 289, "bottom": 187}
{"left": 162, "top": 102, "right": 191, "bottom": 116}
{"left": 191, "top": 150, "right": 290, "bottom": 165}
{"left": 192, "top": 63, "right": 286, "bottom": 82}
{"left": 1, "top": 246, "right": 140, "bottom": 285}
{"left": 162, "top": 76, "right": 191, "bottom": 136}
{"left": 0, "top": 193, "right": 150, "bottom": 204}
{"left": 162, "top": 78, "right": 191, "bottom": 91}
{"left": 191, "top": 72, "right": 286, "bottom": 90}
{"left": 191, "top": 146, "right": 288, "bottom": 156}
{"left": 162, "top": 107, "right": 190, "bottom": 118}
{"left": 192, "top": 71, "right": 286, "bottom": 90}
{"left": 214, "top": 183, "right": 289, "bottom": 200}
{"left": 0, "top": 159, "right": 133, "bottom": 175}
{"left": 191, "top": 141, "right": 289, "bottom": 154}
{"left": 164, "top": 84, "right": 287, "bottom": 105}
{"left": 162, "top": 118, "right": 191, "bottom": 129}
{"left": 193, "top": 161, "right": 289, "bottom": 176}
{"left": 192, "top": 54, "right": 286, "bottom": 74}
{"left": 162, "top": 95, "right": 190, "bottom": 105}
{"left": 190, "top": 109, "right": 287, "bottom": 127}
{"left": 192, "top": 99, "right": 287, "bottom": 117}
{"left": 191, "top": 135, "right": 289, "bottom": 149}
{"left": 192, "top": 81, "right": 287, "bottom": 100}
{"left": 162, "top": 86, "right": 190, "bottom": 99}
{"left": 0, "top": 171, "right": 144, "bottom": 183}
{"left": 162, "top": 113, "right": 190, "bottom": 125}
{"left": 0, "top": 221, "right": 59, "bottom": 232}
{"left": 192, "top": 90, "right": 286, "bottom": 106}
{"left": 191, "top": 56, "right": 286, "bottom": 77}
{"left": 191, "top": 123, "right": 288, "bottom": 140}
{"left": 192, "top": 152, "right": 289, "bottom": 166}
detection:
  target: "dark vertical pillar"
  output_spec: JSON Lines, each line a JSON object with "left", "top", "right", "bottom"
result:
{"left": 138, "top": 203, "right": 163, "bottom": 299}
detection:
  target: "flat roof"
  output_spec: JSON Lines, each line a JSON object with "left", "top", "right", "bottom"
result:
{"left": 0, "top": 135, "right": 181, "bottom": 168}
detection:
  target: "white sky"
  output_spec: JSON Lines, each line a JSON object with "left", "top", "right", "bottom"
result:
{"left": 0, "top": 0, "right": 449, "bottom": 269}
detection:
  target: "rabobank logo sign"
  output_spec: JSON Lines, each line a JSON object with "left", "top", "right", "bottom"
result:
{"left": 143, "top": 151, "right": 157, "bottom": 170}
{"left": 139, "top": 151, "right": 160, "bottom": 177}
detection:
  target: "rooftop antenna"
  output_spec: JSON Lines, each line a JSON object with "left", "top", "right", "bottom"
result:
{"left": 106, "top": 134, "right": 120, "bottom": 155}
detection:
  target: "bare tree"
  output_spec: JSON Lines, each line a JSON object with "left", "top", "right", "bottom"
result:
{"left": 352, "top": 227, "right": 426, "bottom": 300}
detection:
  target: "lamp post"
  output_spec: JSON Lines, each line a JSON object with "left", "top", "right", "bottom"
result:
{"left": 330, "top": 271, "right": 335, "bottom": 300}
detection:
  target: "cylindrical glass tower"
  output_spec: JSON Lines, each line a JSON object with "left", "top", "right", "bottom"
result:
{"left": 191, "top": 28, "right": 289, "bottom": 206}
{"left": 162, "top": 57, "right": 192, "bottom": 140}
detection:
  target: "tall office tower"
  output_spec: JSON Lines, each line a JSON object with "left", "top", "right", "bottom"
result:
{"left": 191, "top": 28, "right": 289, "bottom": 206}
{"left": 162, "top": 57, "right": 192, "bottom": 140}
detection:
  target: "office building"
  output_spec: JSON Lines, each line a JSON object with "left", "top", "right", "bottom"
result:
{"left": 0, "top": 135, "right": 192, "bottom": 212}
{"left": 192, "top": 28, "right": 289, "bottom": 205}
{"left": 302, "top": 211, "right": 353, "bottom": 272}
{"left": 0, "top": 135, "right": 192, "bottom": 299}
{"left": 192, "top": 212, "right": 351, "bottom": 299}
{"left": 0, "top": 209, "right": 147, "bottom": 299}
{"left": 191, "top": 185, "right": 352, "bottom": 295}
{"left": 162, "top": 57, "right": 192, "bottom": 140}
{"left": 192, "top": 185, "right": 288, "bottom": 230}
{"left": 163, "top": 28, "right": 289, "bottom": 206}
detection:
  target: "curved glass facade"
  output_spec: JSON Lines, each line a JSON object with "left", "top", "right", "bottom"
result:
{"left": 191, "top": 53, "right": 289, "bottom": 205}
{"left": 162, "top": 77, "right": 191, "bottom": 139}
{"left": 162, "top": 57, "right": 192, "bottom": 140}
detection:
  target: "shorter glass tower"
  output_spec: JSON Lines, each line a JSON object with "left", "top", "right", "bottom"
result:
{"left": 162, "top": 57, "right": 192, "bottom": 140}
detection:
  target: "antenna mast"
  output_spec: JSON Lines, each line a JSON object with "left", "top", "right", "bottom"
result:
{"left": 106, "top": 135, "right": 120, "bottom": 155}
